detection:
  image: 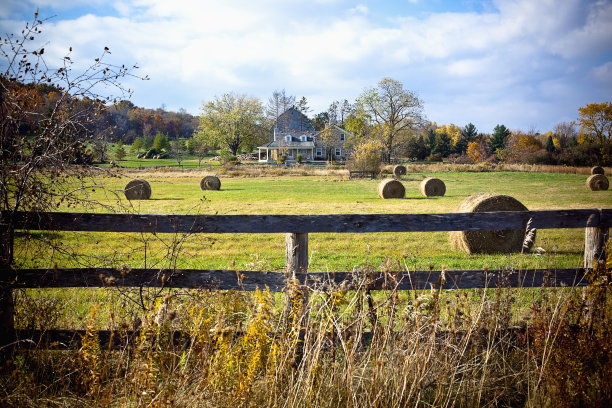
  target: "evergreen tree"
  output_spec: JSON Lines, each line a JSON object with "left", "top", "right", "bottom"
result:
{"left": 545, "top": 135, "right": 556, "bottom": 153}
{"left": 434, "top": 132, "right": 452, "bottom": 157}
{"left": 427, "top": 129, "right": 437, "bottom": 153}
{"left": 455, "top": 123, "right": 477, "bottom": 154}
{"left": 490, "top": 124, "right": 510, "bottom": 153}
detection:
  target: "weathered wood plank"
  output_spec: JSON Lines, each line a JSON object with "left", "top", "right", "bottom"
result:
{"left": 5, "top": 209, "right": 610, "bottom": 234}
{"left": 584, "top": 227, "right": 609, "bottom": 268}
{"left": 11, "top": 267, "right": 589, "bottom": 291}
{"left": 285, "top": 233, "right": 308, "bottom": 276}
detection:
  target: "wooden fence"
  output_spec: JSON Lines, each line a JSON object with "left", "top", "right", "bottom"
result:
{"left": 1, "top": 208, "right": 609, "bottom": 350}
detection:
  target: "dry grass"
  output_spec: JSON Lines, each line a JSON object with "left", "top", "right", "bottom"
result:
{"left": 3, "top": 257, "right": 611, "bottom": 407}
{"left": 382, "top": 162, "right": 612, "bottom": 175}
{"left": 123, "top": 164, "right": 348, "bottom": 180}
{"left": 123, "top": 163, "right": 612, "bottom": 181}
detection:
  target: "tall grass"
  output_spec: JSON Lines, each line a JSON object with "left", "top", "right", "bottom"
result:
{"left": 2, "top": 256, "right": 610, "bottom": 407}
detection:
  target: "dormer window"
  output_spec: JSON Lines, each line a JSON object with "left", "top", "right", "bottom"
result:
{"left": 285, "top": 135, "right": 292, "bottom": 142}
{"left": 300, "top": 135, "right": 307, "bottom": 142}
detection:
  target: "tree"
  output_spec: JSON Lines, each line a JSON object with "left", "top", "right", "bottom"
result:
{"left": 577, "top": 101, "right": 612, "bottom": 144}
{"left": 490, "top": 124, "right": 511, "bottom": 153}
{"left": 545, "top": 135, "right": 556, "bottom": 153}
{"left": 198, "top": 92, "right": 265, "bottom": 156}
{"left": 338, "top": 99, "right": 353, "bottom": 128}
{"left": 347, "top": 141, "right": 383, "bottom": 173}
{"left": 114, "top": 141, "right": 126, "bottom": 161}
{"left": 355, "top": 78, "right": 426, "bottom": 163}
{"left": 312, "top": 111, "right": 330, "bottom": 131}
{"left": 171, "top": 138, "right": 183, "bottom": 166}
{"left": 433, "top": 131, "right": 452, "bottom": 157}
{"left": 553, "top": 121, "right": 577, "bottom": 148}
{"left": 190, "top": 133, "right": 210, "bottom": 166}
{"left": 153, "top": 132, "right": 169, "bottom": 151}
{"left": 328, "top": 101, "right": 339, "bottom": 125}
{"left": 267, "top": 89, "right": 295, "bottom": 132}
{"left": 295, "top": 96, "right": 312, "bottom": 131}
{"left": 404, "top": 134, "right": 429, "bottom": 160}
{"left": 344, "top": 113, "right": 372, "bottom": 147}
{"left": 0, "top": 12, "right": 145, "bottom": 347}
{"left": 132, "top": 136, "right": 146, "bottom": 153}
{"left": 455, "top": 123, "right": 477, "bottom": 155}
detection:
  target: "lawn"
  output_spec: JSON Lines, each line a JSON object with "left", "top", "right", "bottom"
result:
{"left": 16, "top": 170, "right": 610, "bottom": 272}
{"left": 12, "top": 168, "right": 611, "bottom": 329}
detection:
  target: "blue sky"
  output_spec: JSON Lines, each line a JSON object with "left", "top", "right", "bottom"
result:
{"left": 1, "top": 0, "right": 611, "bottom": 133}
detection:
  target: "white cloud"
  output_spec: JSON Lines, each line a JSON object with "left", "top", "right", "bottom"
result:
{"left": 2, "top": 0, "right": 611, "bottom": 130}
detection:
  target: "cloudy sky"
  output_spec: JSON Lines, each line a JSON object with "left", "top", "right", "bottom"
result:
{"left": 1, "top": 0, "right": 611, "bottom": 133}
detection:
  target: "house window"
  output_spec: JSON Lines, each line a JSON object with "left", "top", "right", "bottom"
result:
{"left": 285, "top": 135, "right": 292, "bottom": 142}
{"left": 335, "top": 148, "right": 341, "bottom": 156}
{"left": 340, "top": 133, "right": 345, "bottom": 141}
{"left": 300, "top": 135, "right": 307, "bottom": 142}
{"left": 316, "top": 147, "right": 322, "bottom": 156}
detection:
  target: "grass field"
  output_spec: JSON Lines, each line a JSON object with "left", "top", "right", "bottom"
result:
{"left": 18, "top": 169, "right": 610, "bottom": 271}
{"left": 7, "top": 167, "right": 612, "bottom": 407}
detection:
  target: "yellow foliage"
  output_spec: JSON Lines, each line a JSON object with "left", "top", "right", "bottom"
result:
{"left": 348, "top": 141, "right": 383, "bottom": 172}
{"left": 467, "top": 141, "right": 482, "bottom": 163}
{"left": 436, "top": 124, "right": 462, "bottom": 146}
{"left": 577, "top": 101, "right": 612, "bottom": 143}
{"left": 515, "top": 134, "right": 542, "bottom": 151}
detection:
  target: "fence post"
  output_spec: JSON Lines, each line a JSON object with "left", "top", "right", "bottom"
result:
{"left": 584, "top": 210, "right": 609, "bottom": 269}
{"left": 284, "top": 233, "right": 308, "bottom": 346}
{"left": 285, "top": 233, "right": 308, "bottom": 276}
{"left": 0, "top": 224, "right": 15, "bottom": 353}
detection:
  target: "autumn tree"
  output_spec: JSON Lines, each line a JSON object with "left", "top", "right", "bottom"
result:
{"left": 347, "top": 140, "right": 383, "bottom": 173}
{"left": 577, "top": 101, "right": 612, "bottom": 144}
{"left": 198, "top": 92, "right": 265, "bottom": 156}
{"left": 355, "top": 78, "right": 426, "bottom": 163}
{"left": 0, "top": 12, "right": 145, "bottom": 347}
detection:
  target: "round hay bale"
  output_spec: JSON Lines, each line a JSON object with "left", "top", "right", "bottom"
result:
{"left": 591, "top": 166, "right": 605, "bottom": 175}
{"left": 393, "top": 165, "right": 407, "bottom": 177}
{"left": 124, "top": 179, "right": 151, "bottom": 200}
{"left": 377, "top": 178, "right": 405, "bottom": 199}
{"left": 419, "top": 177, "right": 446, "bottom": 197}
{"left": 200, "top": 175, "right": 221, "bottom": 191}
{"left": 586, "top": 174, "right": 609, "bottom": 191}
{"left": 449, "top": 193, "right": 533, "bottom": 254}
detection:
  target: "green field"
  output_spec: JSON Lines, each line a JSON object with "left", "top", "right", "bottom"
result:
{"left": 10, "top": 170, "right": 612, "bottom": 407}
{"left": 17, "top": 170, "right": 611, "bottom": 272}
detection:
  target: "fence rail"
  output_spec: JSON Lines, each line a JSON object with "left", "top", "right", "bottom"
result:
{"left": 4, "top": 208, "right": 610, "bottom": 234}
{"left": 1, "top": 208, "right": 609, "bottom": 349}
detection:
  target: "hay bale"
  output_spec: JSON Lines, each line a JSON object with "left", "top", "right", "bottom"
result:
{"left": 393, "top": 165, "right": 407, "bottom": 177}
{"left": 200, "top": 175, "right": 221, "bottom": 191}
{"left": 586, "top": 174, "right": 609, "bottom": 191}
{"left": 591, "top": 166, "right": 605, "bottom": 175}
{"left": 419, "top": 177, "right": 446, "bottom": 197}
{"left": 377, "top": 178, "right": 405, "bottom": 199}
{"left": 449, "top": 193, "right": 533, "bottom": 254}
{"left": 124, "top": 179, "right": 151, "bottom": 200}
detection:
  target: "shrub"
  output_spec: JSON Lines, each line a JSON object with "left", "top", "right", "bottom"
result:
{"left": 279, "top": 155, "right": 287, "bottom": 164}
{"left": 347, "top": 141, "right": 383, "bottom": 173}
{"left": 426, "top": 152, "right": 443, "bottom": 162}
{"left": 296, "top": 154, "right": 303, "bottom": 163}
